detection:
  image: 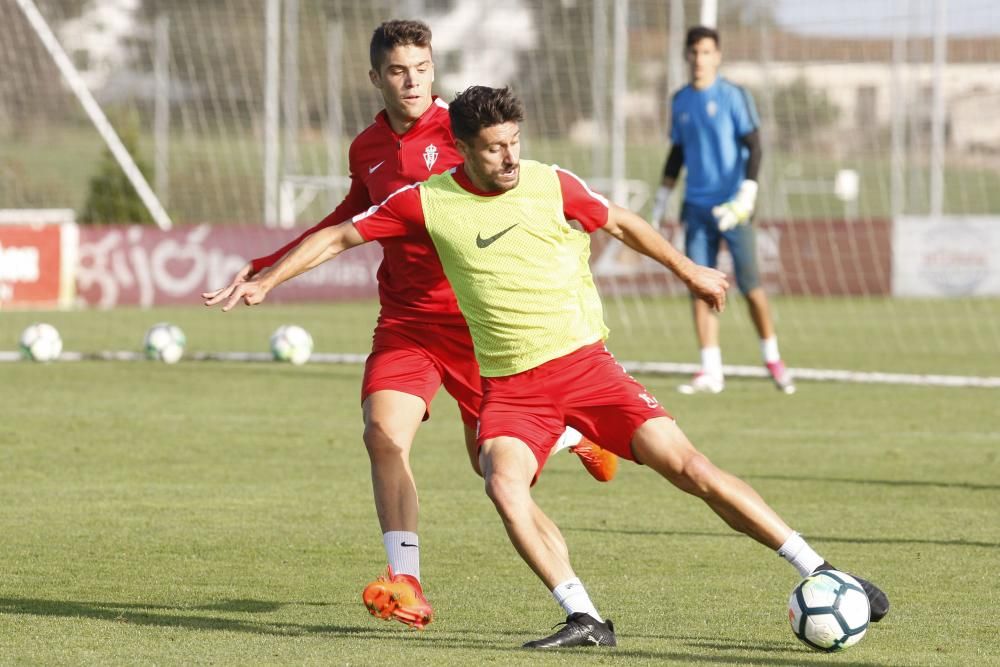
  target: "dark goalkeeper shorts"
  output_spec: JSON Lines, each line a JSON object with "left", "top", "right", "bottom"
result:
{"left": 682, "top": 201, "right": 761, "bottom": 294}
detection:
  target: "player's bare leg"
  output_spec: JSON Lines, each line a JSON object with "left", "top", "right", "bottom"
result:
{"left": 679, "top": 299, "right": 725, "bottom": 394}
{"left": 631, "top": 416, "right": 888, "bottom": 619}
{"left": 480, "top": 436, "right": 616, "bottom": 648}
{"left": 479, "top": 437, "right": 574, "bottom": 587}
{"left": 630, "top": 416, "right": 792, "bottom": 548}
{"left": 746, "top": 287, "right": 795, "bottom": 393}
{"left": 463, "top": 423, "right": 483, "bottom": 477}
{"left": 745, "top": 286, "right": 774, "bottom": 340}
{"left": 361, "top": 390, "right": 434, "bottom": 628}
{"left": 363, "top": 390, "right": 425, "bottom": 533}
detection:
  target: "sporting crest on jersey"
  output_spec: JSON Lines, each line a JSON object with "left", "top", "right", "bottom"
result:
{"left": 423, "top": 144, "right": 438, "bottom": 171}
{"left": 706, "top": 100, "right": 718, "bottom": 117}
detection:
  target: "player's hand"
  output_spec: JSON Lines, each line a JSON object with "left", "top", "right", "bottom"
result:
{"left": 202, "top": 261, "right": 255, "bottom": 306}
{"left": 649, "top": 185, "right": 673, "bottom": 229}
{"left": 685, "top": 265, "right": 729, "bottom": 312}
{"left": 712, "top": 180, "right": 758, "bottom": 232}
{"left": 218, "top": 278, "right": 272, "bottom": 312}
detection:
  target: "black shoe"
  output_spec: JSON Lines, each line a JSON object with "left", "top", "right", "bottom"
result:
{"left": 814, "top": 561, "right": 890, "bottom": 622}
{"left": 523, "top": 612, "right": 617, "bottom": 649}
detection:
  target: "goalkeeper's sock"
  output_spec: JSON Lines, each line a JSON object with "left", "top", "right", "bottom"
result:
{"left": 777, "top": 532, "right": 825, "bottom": 578}
{"left": 383, "top": 531, "right": 420, "bottom": 580}
{"left": 552, "top": 578, "right": 603, "bottom": 622}
{"left": 551, "top": 426, "right": 584, "bottom": 454}
{"left": 760, "top": 337, "right": 781, "bottom": 364}
{"left": 700, "top": 346, "right": 723, "bottom": 378}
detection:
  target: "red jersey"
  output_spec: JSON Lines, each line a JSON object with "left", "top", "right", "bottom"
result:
{"left": 251, "top": 97, "right": 466, "bottom": 325}
{"left": 352, "top": 165, "right": 610, "bottom": 239}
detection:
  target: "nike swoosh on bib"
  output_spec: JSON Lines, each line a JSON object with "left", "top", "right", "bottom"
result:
{"left": 476, "top": 223, "right": 519, "bottom": 248}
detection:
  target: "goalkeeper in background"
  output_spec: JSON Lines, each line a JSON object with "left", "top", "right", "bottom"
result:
{"left": 651, "top": 25, "right": 794, "bottom": 395}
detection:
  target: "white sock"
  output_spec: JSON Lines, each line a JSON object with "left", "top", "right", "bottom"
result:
{"left": 700, "top": 346, "right": 723, "bottom": 378}
{"left": 761, "top": 337, "right": 781, "bottom": 364}
{"left": 777, "top": 532, "right": 825, "bottom": 577}
{"left": 551, "top": 426, "right": 584, "bottom": 454}
{"left": 552, "top": 577, "right": 603, "bottom": 622}
{"left": 383, "top": 531, "right": 420, "bottom": 580}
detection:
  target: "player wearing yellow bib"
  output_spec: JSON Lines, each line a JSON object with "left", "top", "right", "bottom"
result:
{"left": 218, "top": 86, "right": 889, "bottom": 649}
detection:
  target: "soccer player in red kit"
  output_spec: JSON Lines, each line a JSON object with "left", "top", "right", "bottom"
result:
{"left": 203, "top": 21, "right": 616, "bottom": 630}
{"left": 213, "top": 85, "right": 890, "bottom": 649}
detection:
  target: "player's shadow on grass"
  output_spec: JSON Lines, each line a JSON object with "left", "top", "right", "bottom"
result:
{"left": 0, "top": 596, "right": 385, "bottom": 638}
{"left": 565, "top": 526, "right": 1000, "bottom": 550}
{"left": 0, "top": 597, "right": 888, "bottom": 663}
{"left": 403, "top": 631, "right": 886, "bottom": 666}
{"left": 749, "top": 473, "right": 1000, "bottom": 492}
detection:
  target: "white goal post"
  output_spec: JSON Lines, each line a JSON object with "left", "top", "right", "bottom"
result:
{"left": 13, "top": 0, "right": 173, "bottom": 231}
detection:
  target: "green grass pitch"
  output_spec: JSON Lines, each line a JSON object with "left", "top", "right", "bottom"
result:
{"left": 1, "top": 301, "right": 998, "bottom": 665}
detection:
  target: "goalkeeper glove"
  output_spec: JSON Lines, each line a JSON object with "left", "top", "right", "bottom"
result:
{"left": 650, "top": 185, "right": 673, "bottom": 229}
{"left": 712, "top": 180, "right": 758, "bottom": 231}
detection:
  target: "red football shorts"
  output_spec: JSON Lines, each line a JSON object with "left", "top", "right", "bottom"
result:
{"left": 361, "top": 320, "right": 482, "bottom": 429}
{"left": 477, "top": 342, "right": 671, "bottom": 478}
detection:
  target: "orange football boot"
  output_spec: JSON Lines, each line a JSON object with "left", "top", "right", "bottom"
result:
{"left": 569, "top": 437, "right": 618, "bottom": 482}
{"left": 362, "top": 567, "right": 433, "bottom": 629}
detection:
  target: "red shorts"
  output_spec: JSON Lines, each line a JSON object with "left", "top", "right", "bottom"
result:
{"left": 361, "top": 320, "right": 482, "bottom": 430}
{"left": 477, "top": 342, "right": 670, "bottom": 477}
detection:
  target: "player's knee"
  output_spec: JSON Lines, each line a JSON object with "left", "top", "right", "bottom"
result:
{"left": 483, "top": 470, "right": 527, "bottom": 514}
{"left": 678, "top": 452, "right": 720, "bottom": 498}
{"left": 363, "top": 420, "right": 412, "bottom": 460}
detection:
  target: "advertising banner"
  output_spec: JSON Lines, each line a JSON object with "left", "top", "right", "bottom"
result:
{"left": 71, "top": 219, "right": 895, "bottom": 307}
{"left": 76, "top": 225, "right": 382, "bottom": 308}
{"left": 589, "top": 219, "right": 891, "bottom": 297}
{"left": 892, "top": 216, "right": 1000, "bottom": 297}
{"left": 0, "top": 223, "right": 76, "bottom": 308}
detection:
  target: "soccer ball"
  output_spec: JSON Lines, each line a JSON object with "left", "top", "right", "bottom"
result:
{"left": 270, "top": 324, "right": 313, "bottom": 365}
{"left": 789, "top": 570, "right": 870, "bottom": 652}
{"left": 144, "top": 323, "right": 186, "bottom": 364}
{"left": 19, "top": 323, "right": 63, "bottom": 362}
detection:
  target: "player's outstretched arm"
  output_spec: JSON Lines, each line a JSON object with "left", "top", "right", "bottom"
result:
{"left": 210, "top": 223, "right": 368, "bottom": 312}
{"left": 602, "top": 203, "right": 729, "bottom": 312}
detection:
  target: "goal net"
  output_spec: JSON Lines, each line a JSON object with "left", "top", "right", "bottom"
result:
{"left": 1, "top": 0, "right": 998, "bottom": 383}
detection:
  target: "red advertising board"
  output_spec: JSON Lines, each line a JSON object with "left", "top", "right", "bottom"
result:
{"left": 70, "top": 219, "right": 891, "bottom": 308}
{"left": 0, "top": 224, "right": 65, "bottom": 307}
{"left": 76, "top": 225, "right": 382, "bottom": 308}
{"left": 589, "top": 219, "right": 891, "bottom": 297}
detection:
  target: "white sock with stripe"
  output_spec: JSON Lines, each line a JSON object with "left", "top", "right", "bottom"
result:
{"left": 383, "top": 531, "right": 420, "bottom": 580}
{"left": 552, "top": 577, "right": 603, "bottom": 621}
{"left": 777, "top": 532, "right": 825, "bottom": 577}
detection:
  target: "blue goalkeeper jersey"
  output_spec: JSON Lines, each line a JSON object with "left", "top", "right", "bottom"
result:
{"left": 670, "top": 77, "right": 759, "bottom": 207}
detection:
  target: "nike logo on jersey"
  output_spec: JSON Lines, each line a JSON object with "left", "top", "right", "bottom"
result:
{"left": 476, "top": 223, "right": 519, "bottom": 248}
{"left": 369, "top": 160, "right": 385, "bottom": 174}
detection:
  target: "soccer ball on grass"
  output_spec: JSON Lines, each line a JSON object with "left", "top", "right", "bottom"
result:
{"left": 270, "top": 324, "right": 313, "bottom": 365}
{"left": 19, "top": 323, "right": 63, "bottom": 362}
{"left": 144, "top": 323, "right": 186, "bottom": 364}
{"left": 788, "top": 569, "right": 870, "bottom": 652}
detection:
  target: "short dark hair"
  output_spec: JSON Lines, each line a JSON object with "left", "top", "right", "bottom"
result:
{"left": 448, "top": 86, "right": 525, "bottom": 143}
{"left": 685, "top": 25, "right": 719, "bottom": 50}
{"left": 369, "top": 20, "right": 432, "bottom": 71}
